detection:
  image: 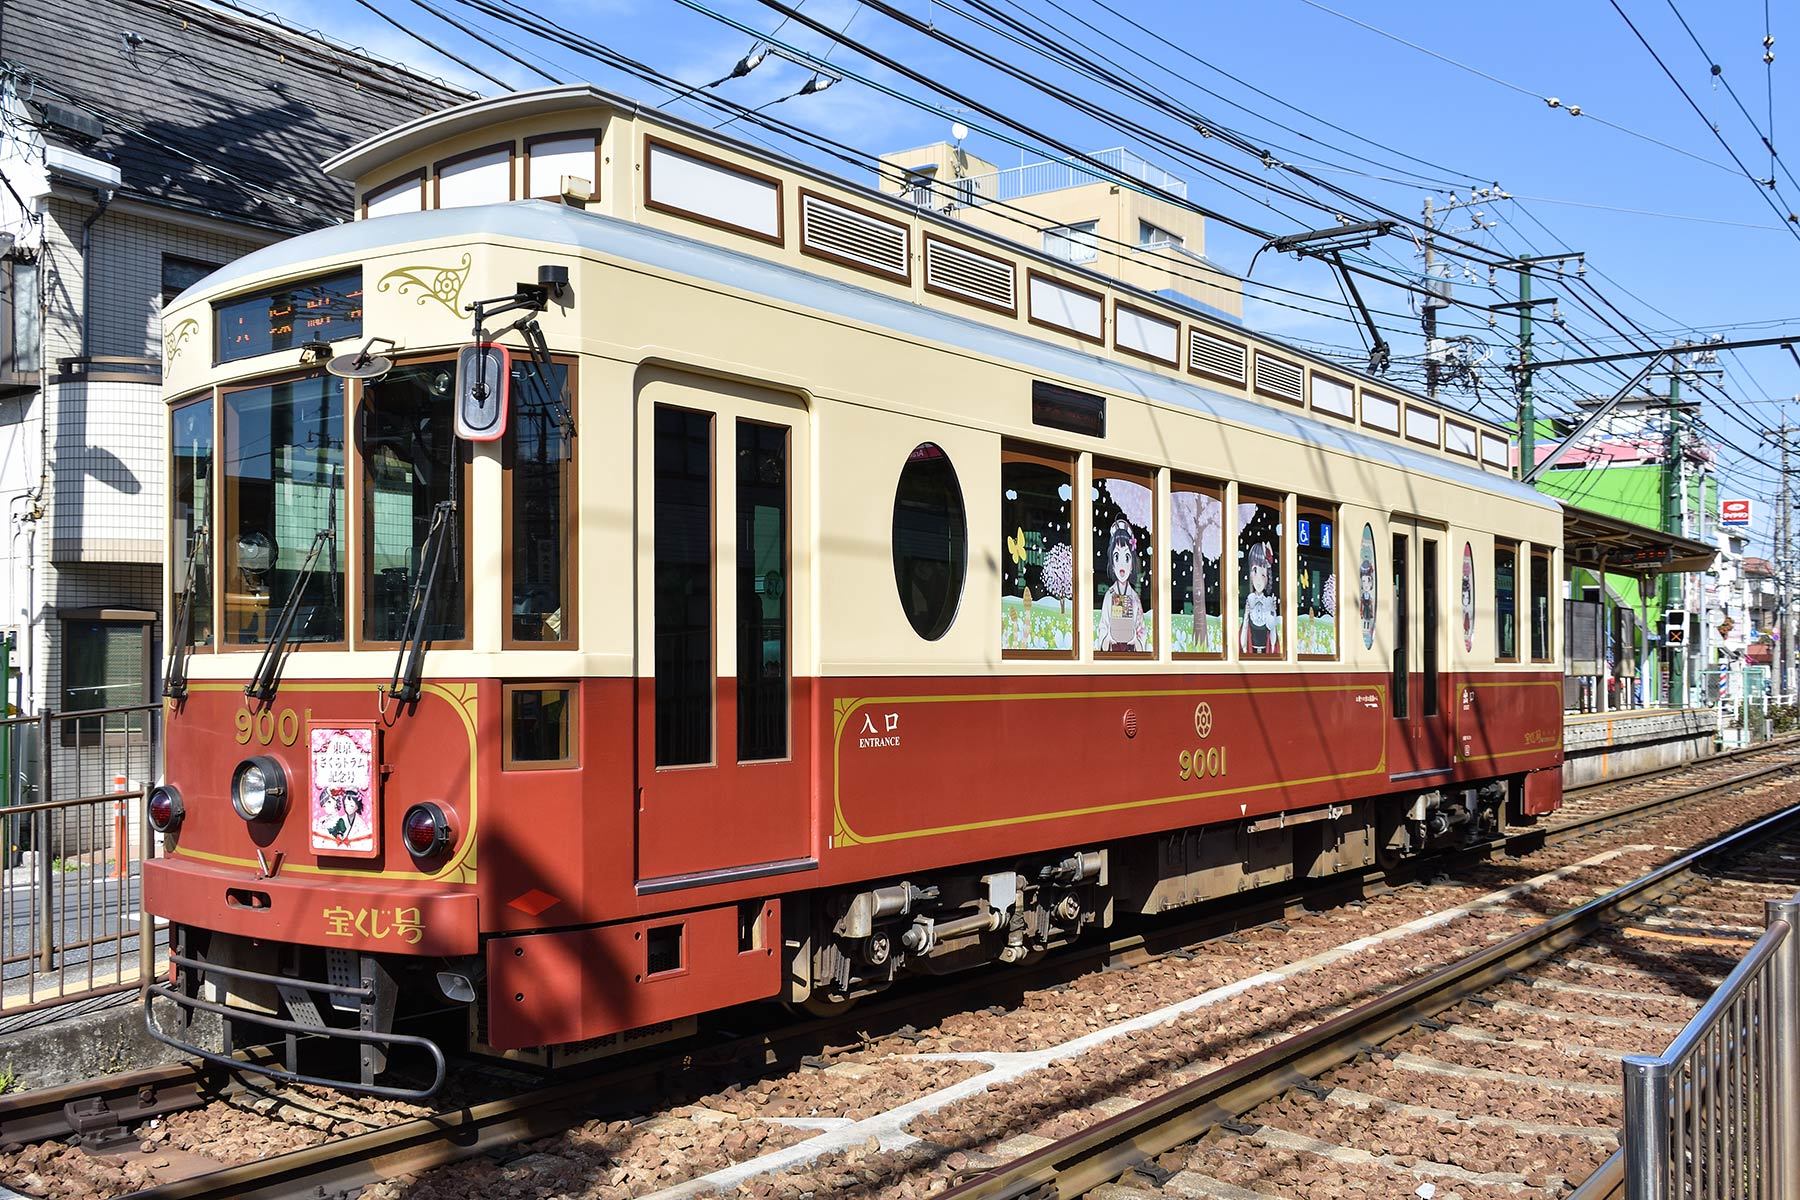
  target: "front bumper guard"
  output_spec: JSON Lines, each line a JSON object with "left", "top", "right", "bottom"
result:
{"left": 143, "top": 952, "right": 446, "bottom": 1100}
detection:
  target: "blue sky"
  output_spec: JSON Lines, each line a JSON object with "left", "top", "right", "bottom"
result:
{"left": 260, "top": 0, "right": 1800, "bottom": 550}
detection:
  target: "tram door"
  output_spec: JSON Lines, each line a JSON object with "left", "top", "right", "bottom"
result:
{"left": 1388, "top": 516, "right": 1452, "bottom": 781}
{"left": 633, "top": 369, "right": 812, "bottom": 886}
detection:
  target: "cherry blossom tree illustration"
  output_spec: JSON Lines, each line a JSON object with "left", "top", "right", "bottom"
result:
{"left": 1040, "top": 542, "right": 1074, "bottom": 613}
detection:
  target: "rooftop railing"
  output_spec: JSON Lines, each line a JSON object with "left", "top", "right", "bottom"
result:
{"left": 959, "top": 147, "right": 1189, "bottom": 204}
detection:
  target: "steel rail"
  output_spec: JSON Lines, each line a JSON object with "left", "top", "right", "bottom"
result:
{"left": 935, "top": 799, "right": 1800, "bottom": 1198}
{"left": 4, "top": 743, "right": 1789, "bottom": 1191}
{"left": 109, "top": 752, "right": 1800, "bottom": 1200}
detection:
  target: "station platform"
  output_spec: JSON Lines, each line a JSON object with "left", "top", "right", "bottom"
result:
{"left": 1562, "top": 706, "right": 1716, "bottom": 788}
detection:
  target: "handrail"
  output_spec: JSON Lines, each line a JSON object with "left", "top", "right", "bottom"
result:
{"left": 1620, "top": 891, "right": 1800, "bottom": 1199}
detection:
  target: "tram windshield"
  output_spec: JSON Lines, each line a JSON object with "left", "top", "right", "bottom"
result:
{"left": 361, "top": 361, "right": 466, "bottom": 643}
{"left": 222, "top": 375, "right": 346, "bottom": 646}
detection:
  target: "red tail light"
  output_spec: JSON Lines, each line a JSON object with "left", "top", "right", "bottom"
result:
{"left": 402, "top": 803, "right": 452, "bottom": 858}
{"left": 148, "top": 785, "right": 183, "bottom": 832}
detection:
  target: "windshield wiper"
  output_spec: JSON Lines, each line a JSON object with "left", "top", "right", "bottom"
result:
{"left": 245, "top": 466, "right": 339, "bottom": 703}
{"left": 387, "top": 499, "right": 455, "bottom": 705}
{"left": 163, "top": 521, "right": 208, "bottom": 699}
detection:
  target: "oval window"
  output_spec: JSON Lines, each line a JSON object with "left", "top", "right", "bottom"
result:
{"left": 892, "top": 442, "right": 967, "bottom": 640}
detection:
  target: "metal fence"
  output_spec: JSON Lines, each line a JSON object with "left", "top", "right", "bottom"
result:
{"left": 0, "top": 703, "right": 163, "bottom": 1016}
{"left": 1621, "top": 893, "right": 1800, "bottom": 1198}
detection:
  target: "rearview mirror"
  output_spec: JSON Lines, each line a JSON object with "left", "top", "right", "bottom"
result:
{"left": 454, "top": 343, "right": 511, "bottom": 441}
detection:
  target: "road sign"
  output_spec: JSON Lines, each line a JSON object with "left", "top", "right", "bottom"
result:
{"left": 1720, "top": 498, "right": 1753, "bottom": 527}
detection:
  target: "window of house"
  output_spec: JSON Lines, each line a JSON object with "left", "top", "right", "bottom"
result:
{"left": 1043, "top": 221, "right": 1099, "bottom": 264}
{"left": 1530, "top": 547, "right": 1553, "bottom": 661}
{"left": 161, "top": 255, "right": 217, "bottom": 308}
{"left": 1171, "top": 478, "right": 1224, "bottom": 657}
{"left": 504, "top": 361, "right": 574, "bottom": 645}
{"left": 61, "top": 613, "right": 152, "bottom": 746}
{"left": 736, "top": 420, "right": 788, "bottom": 762}
{"left": 360, "top": 360, "right": 467, "bottom": 644}
{"left": 1138, "top": 220, "right": 1181, "bottom": 248}
{"left": 1093, "top": 462, "right": 1153, "bottom": 655}
{"left": 170, "top": 396, "right": 213, "bottom": 648}
{"left": 1238, "top": 494, "right": 1283, "bottom": 656}
{"left": 1495, "top": 542, "right": 1518, "bottom": 660}
{"left": 892, "top": 442, "right": 966, "bottom": 641}
{"left": 1295, "top": 504, "right": 1336, "bottom": 658}
{"left": 1001, "top": 444, "right": 1075, "bottom": 655}
{"left": 2, "top": 258, "right": 40, "bottom": 383}
{"left": 222, "top": 374, "right": 346, "bottom": 647}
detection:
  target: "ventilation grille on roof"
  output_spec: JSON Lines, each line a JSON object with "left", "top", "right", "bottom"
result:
{"left": 1254, "top": 353, "right": 1304, "bottom": 403}
{"left": 924, "top": 236, "right": 1016, "bottom": 311}
{"left": 1188, "top": 329, "right": 1246, "bottom": 384}
{"left": 800, "top": 193, "right": 909, "bottom": 279}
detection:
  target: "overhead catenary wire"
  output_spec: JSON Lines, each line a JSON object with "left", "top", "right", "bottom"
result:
{"left": 393, "top": 0, "right": 1787, "bottom": 457}
{"left": 1605, "top": 0, "right": 1800, "bottom": 245}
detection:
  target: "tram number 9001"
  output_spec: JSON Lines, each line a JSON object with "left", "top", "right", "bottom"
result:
{"left": 1176, "top": 745, "right": 1228, "bottom": 782}
{"left": 234, "top": 705, "right": 312, "bottom": 748}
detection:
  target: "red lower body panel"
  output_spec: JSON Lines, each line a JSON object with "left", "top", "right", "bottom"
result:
{"left": 144, "top": 856, "right": 478, "bottom": 956}
{"left": 484, "top": 900, "right": 780, "bottom": 1048}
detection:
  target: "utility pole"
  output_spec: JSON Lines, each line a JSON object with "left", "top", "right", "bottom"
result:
{"left": 1779, "top": 420, "right": 1794, "bottom": 703}
{"left": 1422, "top": 197, "right": 1439, "bottom": 400}
{"left": 1518, "top": 263, "right": 1535, "bottom": 479}
{"left": 1663, "top": 363, "right": 1684, "bottom": 707}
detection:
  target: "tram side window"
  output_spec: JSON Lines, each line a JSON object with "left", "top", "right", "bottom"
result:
{"left": 737, "top": 420, "right": 788, "bottom": 762}
{"left": 222, "top": 374, "right": 346, "bottom": 646}
{"left": 171, "top": 397, "right": 214, "bottom": 648}
{"left": 892, "top": 442, "right": 967, "bottom": 641}
{"left": 1237, "top": 494, "right": 1282, "bottom": 656}
{"left": 505, "top": 361, "right": 574, "bottom": 645}
{"left": 1495, "top": 542, "right": 1518, "bottom": 661}
{"left": 1530, "top": 547, "right": 1553, "bottom": 661}
{"left": 1001, "top": 444, "right": 1075, "bottom": 656}
{"left": 654, "top": 406, "right": 713, "bottom": 768}
{"left": 1093, "top": 462, "right": 1153, "bottom": 654}
{"left": 361, "top": 361, "right": 467, "bottom": 644}
{"left": 505, "top": 683, "right": 578, "bottom": 769}
{"left": 1170, "top": 479, "right": 1224, "bottom": 657}
{"left": 1392, "top": 534, "right": 1408, "bottom": 719}
{"left": 1295, "top": 504, "right": 1336, "bottom": 659}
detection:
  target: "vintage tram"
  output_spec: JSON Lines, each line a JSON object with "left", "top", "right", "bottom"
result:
{"left": 143, "top": 85, "right": 1564, "bottom": 1095}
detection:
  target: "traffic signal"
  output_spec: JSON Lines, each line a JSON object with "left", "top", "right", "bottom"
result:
{"left": 1664, "top": 611, "right": 1687, "bottom": 647}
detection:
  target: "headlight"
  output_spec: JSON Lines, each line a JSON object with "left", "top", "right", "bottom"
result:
{"left": 231, "top": 755, "right": 288, "bottom": 822}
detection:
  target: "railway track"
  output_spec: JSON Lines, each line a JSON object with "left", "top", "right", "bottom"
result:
{"left": 935, "top": 798, "right": 1800, "bottom": 1198}
{"left": 3, "top": 741, "right": 1798, "bottom": 1200}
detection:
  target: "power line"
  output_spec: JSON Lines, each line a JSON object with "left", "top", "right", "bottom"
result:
{"left": 347, "top": 0, "right": 510, "bottom": 90}
{"left": 1292, "top": 0, "right": 1743, "bottom": 178}
{"left": 1605, "top": 0, "right": 1800, "bottom": 245}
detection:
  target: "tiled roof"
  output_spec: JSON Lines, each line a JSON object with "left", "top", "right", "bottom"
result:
{"left": 2, "top": 0, "right": 475, "bottom": 234}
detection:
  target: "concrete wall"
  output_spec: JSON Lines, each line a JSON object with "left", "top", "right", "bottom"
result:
{"left": 1562, "top": 707, "right": 1716, "bottom": 788}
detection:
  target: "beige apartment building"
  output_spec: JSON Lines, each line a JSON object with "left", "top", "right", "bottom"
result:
{"left": 878, "top": 141, "right": 1243, "bottom": 321}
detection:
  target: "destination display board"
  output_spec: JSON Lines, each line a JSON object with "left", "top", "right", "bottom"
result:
{"left": 215, "top": 269, "right": 363, "bottom": 363}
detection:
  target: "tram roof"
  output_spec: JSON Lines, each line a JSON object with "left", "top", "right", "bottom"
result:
{"left": 176, "top": 198, "right": 1558, "bottom": 514}
{"left": 1561, "top": 505, "right": 1717, "bottom": 575}
{"left": 317, "top": 86, "right": 1511, "bottom": 455}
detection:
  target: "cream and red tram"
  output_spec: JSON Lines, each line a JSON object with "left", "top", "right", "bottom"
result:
{"left": 143, "top": 85, "right": 1564, "bottom": 1095}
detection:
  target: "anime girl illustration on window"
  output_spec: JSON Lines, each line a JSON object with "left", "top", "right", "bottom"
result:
{"left": 1461, "top": 542, "right": 1476, "bottom": 652}
{"left": 1099, "top": 519, "right": 1149, "bottom": 650}
{"left": 1359, "top": 523, "right": 1378, "bottom": 649}
{"left": 1241, "top": 542, "right": 1282, "bottom": 654}
{"left": 1238, "top": 500, "right": 1282, "bottom": 656}
{"left": 1093, "top": 467, "right": 1153, "bottom": 654}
